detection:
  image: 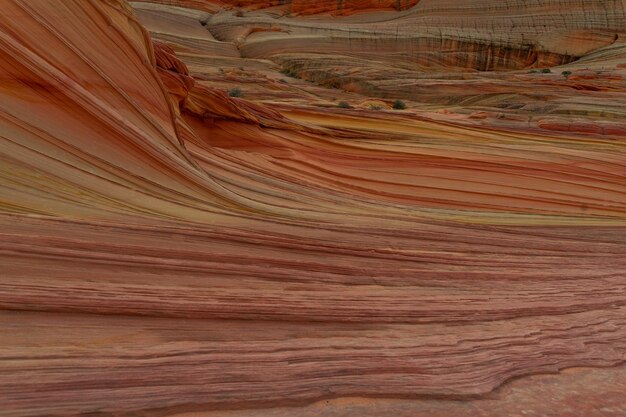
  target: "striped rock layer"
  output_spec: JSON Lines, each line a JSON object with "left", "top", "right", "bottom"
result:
{"left": 0, "top": 1, "right": 625, "bottom": 416}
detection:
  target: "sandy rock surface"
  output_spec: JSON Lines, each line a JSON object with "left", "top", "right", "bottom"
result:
{"left": 1, "top": 1, "right": 625, "bottom": 416}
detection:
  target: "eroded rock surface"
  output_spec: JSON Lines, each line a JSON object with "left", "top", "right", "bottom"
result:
{"left": 0, "top": 1, "right": 625, "bottom": 416}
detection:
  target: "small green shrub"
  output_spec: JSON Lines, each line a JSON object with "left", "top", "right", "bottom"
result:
{"left": 370, "top": 105, "right": 383, "bottom": 110}
{"left": 281, "top": 68, "right": 298, "bottom": 78}
{"left": 337, "top": 101, "right": 351, "bottom": 109}
{"left": 561, "top": 70, "right": 572, "bottom": 78}
{"left": 228, "top": 87, "right": 243, "bottom": 97}
{"left": 392, "top": 99, "right": 406, "bottom": 110}
{"left": 529, "top": 69, "right": 538, "bottom": 73}
{"left": 540, "top": 68, "right": 552, "bottom": 74}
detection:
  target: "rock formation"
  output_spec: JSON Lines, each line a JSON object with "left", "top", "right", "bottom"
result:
{"left": 1, "top": 0, "right": 625, "bottom": 416}
{"left": 134, "top": 0, "right": 421, "bottom": 14}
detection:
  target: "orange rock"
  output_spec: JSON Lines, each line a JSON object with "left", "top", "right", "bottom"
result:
{"left": 154, "top": 40, "right": 195, "bottom": 107}
{"left": 1, "top": 1, "right": 626, "bottom": 417}
{"left": 538, "top": 118, "right": 626, "bottom": 137}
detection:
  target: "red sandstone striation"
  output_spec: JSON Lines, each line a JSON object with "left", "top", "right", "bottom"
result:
{"left": 1, "top": 0, "right": 625, "bottom": 417}
{"left": 286, "top": 0, "right": 421, "bottom": 15}
{"left": 134, "top": 0, "right": 420, "bottom": 14}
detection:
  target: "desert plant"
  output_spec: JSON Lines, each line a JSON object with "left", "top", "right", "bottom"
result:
{"left": 369, "top": 105, "right": 383, "bottom": 110}
{"left": 281, "top": 68, "right": 298, "bottom": 78}
{"left": 561, "top": 70, "right": 572, "bottom": 78}
{"left": 392, "top": 99, "right": 406, "bottom": 110}
{"left": 540, "top": 68, "right": 552, "bottom": 74}
{"left": 228, "top": 87, "right": 243, "bottom": 97}
{"left": 529, "top": 69, "right": 538, "bottom": 73}
{"left": 337, "top": 101, "right": 351, "bottom": 109}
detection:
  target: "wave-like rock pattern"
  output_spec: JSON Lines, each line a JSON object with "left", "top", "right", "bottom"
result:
{"left": 1, "top": 0, "right": 625, "bottom": 416}
{"left": 201, "top": 0, "right": 625, "bottom": 68}
{"left": 134, "top": 0, "right": 420, "bottom": 14}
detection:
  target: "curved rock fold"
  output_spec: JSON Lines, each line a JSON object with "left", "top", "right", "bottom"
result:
{"left": 0, "top": 0, "right": 625, "bottom": 416}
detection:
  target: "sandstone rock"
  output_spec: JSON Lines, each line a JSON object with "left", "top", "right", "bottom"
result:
{"left": 0, "top": 1, "right": 625, "bottom": 416}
